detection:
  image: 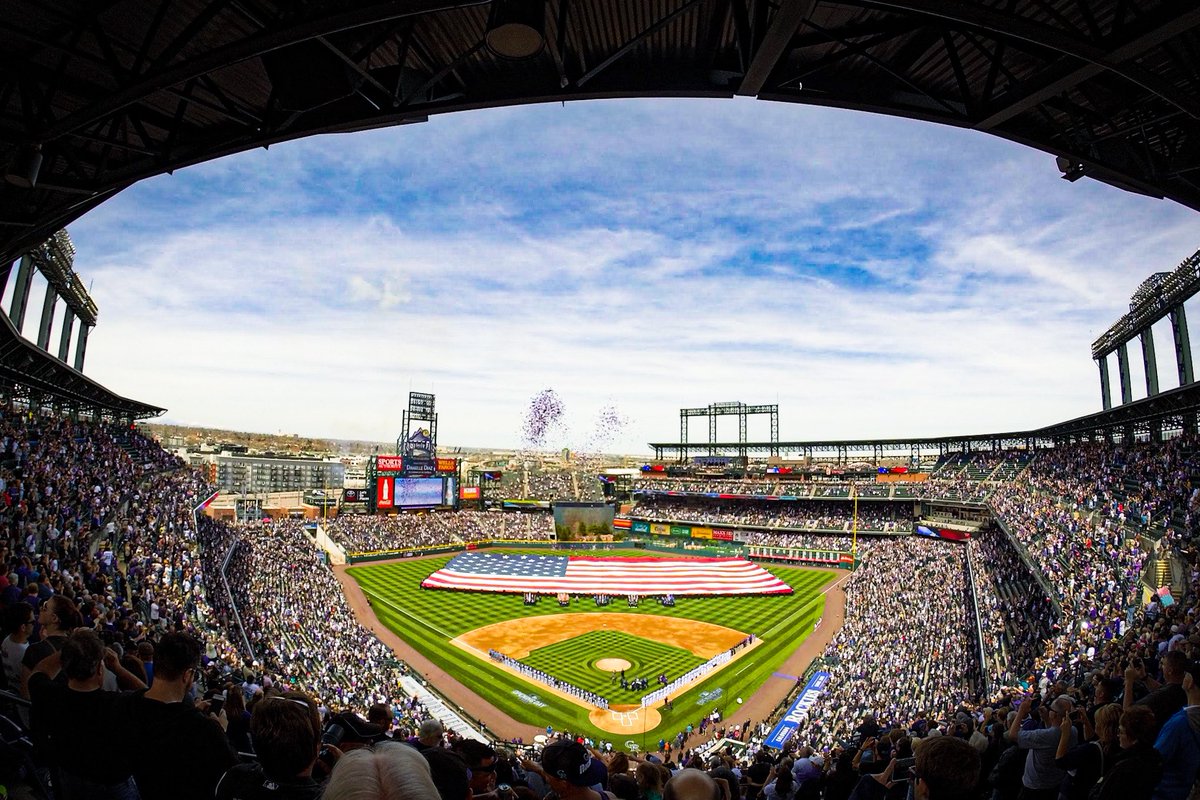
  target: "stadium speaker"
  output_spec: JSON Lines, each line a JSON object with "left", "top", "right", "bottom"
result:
{"left": 261, "top": 41, "right": 364, "bottom": 112}
{"left": 485, "top": 0, "right": 545, "bottom": 59}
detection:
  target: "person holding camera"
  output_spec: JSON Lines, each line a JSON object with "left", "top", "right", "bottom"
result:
{"left": 1008, "top": 694, "right": 1077, "bottom": 800}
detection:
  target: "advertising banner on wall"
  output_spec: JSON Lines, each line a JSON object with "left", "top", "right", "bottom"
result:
{"left": 764, "top": 671, "right": 831, "bottom": 749}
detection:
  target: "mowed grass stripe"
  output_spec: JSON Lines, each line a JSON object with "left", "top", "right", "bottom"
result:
{"left": 348, "top": 550, "right": 833, "bottom": 739}
{"left": 521, "top": 631, "right": 704, "bottom": 702}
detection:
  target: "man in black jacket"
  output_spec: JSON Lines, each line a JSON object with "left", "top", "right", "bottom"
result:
{"left": 125, "top": 632, "right": 238, "bottom": 800}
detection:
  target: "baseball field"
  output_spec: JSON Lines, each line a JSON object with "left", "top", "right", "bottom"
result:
{"left": 346, "top": 549, "right": 834, "bottom": 741}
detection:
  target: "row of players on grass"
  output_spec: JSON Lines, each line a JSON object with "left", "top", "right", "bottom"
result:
{"left": 488, "top": 649, "right": 610, "bottom": 709}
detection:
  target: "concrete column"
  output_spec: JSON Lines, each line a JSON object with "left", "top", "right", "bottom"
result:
{"left": 57, "top": 309, "right": 74, "bottom": 362}
{"left": 36, "top": 288, "right": 56, "bottom": 351}
{"left": 8, "top": 255, "right": 34, "bottom": 333}
{"left": 73, "top": 324, "right": 90, "bottom": 372}
{"left": 1141, "top": 328, "right": 1159, "bottom": 396}
{"left": 1117, "top": 343, "right": 1133, "bottom": 404}
{"left": 1098, "top": 357, "right": 1112, "bottom": 410}
{"left": 1171, "top": 305, "right": 1194, "bottom": 386}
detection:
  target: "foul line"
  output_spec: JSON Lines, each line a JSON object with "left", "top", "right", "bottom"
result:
{"left": 360, "top": 587, "right": 453, "bottom": 640}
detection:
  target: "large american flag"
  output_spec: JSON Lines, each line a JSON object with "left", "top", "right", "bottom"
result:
{"left": 420, "top": 553, "right": 792, "bottom": 595}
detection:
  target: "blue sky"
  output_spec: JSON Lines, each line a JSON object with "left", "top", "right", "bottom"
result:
{"left": 14, "top": 97, "right": 1200, "bottom": 453}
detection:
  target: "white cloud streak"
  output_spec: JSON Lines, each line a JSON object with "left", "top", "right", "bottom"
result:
{"left": 60, "top": 99, "right": 1200, "bottom": 453}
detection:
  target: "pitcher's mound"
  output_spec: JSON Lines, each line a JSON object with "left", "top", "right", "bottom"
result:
{"left": 596, "top": 658, "right": 632, "bottom": 671}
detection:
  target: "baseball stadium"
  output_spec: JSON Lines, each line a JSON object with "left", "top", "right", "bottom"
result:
{"left": 2, "top": 4, "right": 1200, "bottom": 800}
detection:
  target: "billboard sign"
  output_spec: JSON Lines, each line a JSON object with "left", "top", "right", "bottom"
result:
{"left": 376, "top": 477, "right": 394, "bottom": 509}
{"left": 436, "top": 458, "right": 458, "bottom": 473}
{"left": 376, "top": 455, "right": 404, "bottom": 472}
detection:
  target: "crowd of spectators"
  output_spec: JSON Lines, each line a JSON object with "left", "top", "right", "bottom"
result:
{"left": 5, "top": 408, "right": 1200, "bottom": 800}
{"left": 498, "top": 465, "right": 604, "bottom": 502}
{"left": 796, "top": 536, "right": 982, "bottom": 750}
{"left": 323, "top": 510, "right": 554, "bottom": 553}
{"left": 631, "top": 498, "right": 910, "bottom": 533}
{"left": 968, "top": 528, "right": 1056, "bottom": 688}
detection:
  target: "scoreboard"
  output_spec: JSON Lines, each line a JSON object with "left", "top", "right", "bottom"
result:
{"left": 368, "top": 455, "right": 458, "bottom": 512}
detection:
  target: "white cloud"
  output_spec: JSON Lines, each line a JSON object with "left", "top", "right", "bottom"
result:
{"left": 61, "top": 99, "right": 1200, "bottom": 453}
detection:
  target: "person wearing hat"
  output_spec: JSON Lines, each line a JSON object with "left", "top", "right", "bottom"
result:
{"left": 535, "top": 739, "right": 611, "bottom": 800}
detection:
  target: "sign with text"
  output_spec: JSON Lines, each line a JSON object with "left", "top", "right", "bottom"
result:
{"left": 436, "top": 458, "right": 458, "bottom": 473}
{"left": 376, "top": 455, "right": 404, "bottom": 472}
{"left": 764, "top": 671, "right": 831, "bottom": 749}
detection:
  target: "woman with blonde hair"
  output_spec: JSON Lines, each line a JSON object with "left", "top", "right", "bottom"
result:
{"left": 1055, "top": 703, "right": 1121, "bottom": 800}
{"left": 323, "top": 741, "right": 440, "bottom": 800}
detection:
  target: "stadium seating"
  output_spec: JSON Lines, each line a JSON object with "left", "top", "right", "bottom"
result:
{"left": 3, "top": 417, "right": 1200, "bottom": 800}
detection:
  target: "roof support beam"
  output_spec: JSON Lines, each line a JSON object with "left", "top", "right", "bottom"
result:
{"left": 35, "top": 0, "right": 481, "bottom": 143}
{"left": 736, "top": 0, "right": 819, "bottom": 96}
{"left": 976, "top": 6, "right": 1200, "bottom": 130}
{"left": 842, "top": 0, "right": 1200, "bottom": 121}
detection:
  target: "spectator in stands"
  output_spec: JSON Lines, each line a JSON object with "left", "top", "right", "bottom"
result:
{"left": 665, "top": 768, "right": 721, "bottom": 800}
{"left": 1152, "top": 664, "right": 1200, "bottom": 800}
{"left": 0, "top": 602, "right": 33, "bottom": 693}
{"left": 215, "top": 691, "right": 326, "bottom": 799}
{"left": 1126, "top": 651, "right": 1188, "bottom": 734}
{"left": 414, "top": 718, "right": 445, "bottom": 751}
{"left": 28, "top": 628, "right": 145, "bottom": 800}
{"left": 224, "top": 684, "right": 253, "bottom": 754}
{"left": 323, "top": 740, "right": 440, "bottom": 800}
{"left": 20, "top": 594, "right": 81, "bottom": 699}
{"left": 1008, "top": 694, "right": 1077, "bottom": 800}
{"left": 455, "top": 739, "right": 501, "bottom": 797}
{"left": 423, "top": 747, "right": 472, "bottom": 800}
{"left": 126, "top": 631, "right": 238, "bottom": 800}
{"left": 538, "top": 739, "right": 609, "bottom": 799}
{"left": 1056, "top": 702, "right": 1119, "bottom": 800}
{"left": 1094, "top": 705, "right": 1161, "bottom": 800}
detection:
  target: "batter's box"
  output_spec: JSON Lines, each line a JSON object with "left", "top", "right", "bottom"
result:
{"left": 610, "top": 710, "right": 638, "bottom": 728}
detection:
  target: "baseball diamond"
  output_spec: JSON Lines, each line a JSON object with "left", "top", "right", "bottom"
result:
{"left": 345, "top": 549, "right": 835, "bottom": 739}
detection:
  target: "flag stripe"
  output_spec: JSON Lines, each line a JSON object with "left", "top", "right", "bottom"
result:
{"left": 420, "top": 553, "right": 792, "bottom": 595}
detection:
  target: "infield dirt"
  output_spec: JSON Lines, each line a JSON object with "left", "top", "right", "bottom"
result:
{"left": 332, "top": 557, "right": 849, "bottom": 742}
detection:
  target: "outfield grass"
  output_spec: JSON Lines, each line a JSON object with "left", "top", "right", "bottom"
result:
{"left": 347, "top": 549, "right": 833, "bottom": 740}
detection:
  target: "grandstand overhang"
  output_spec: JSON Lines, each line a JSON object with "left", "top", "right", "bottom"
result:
{"left": 3, "top": 2, "right": 1200, "bottom": 267}
{"left": 0, "top": 307, "right": 163, "bottom": 419}
{"left": 649, "top": 382, "right": 1200, "bottom": 459}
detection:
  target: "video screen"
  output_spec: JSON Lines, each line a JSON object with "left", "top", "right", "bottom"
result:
{"left": 553, "top": 502, "right": 615, "bottom": 540}
{"left": 394, "top": 478, "right": 445, "bottom": 508}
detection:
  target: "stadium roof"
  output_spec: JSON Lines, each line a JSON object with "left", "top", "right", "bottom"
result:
{"left": 649, "top": 381, "right": 1200, "bottom": 457}
{"left": 1, "top": 1, "right": 1199, "bottom": 267}
{"left": 0, "top": 310, "right": 164, "bottom": 418}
